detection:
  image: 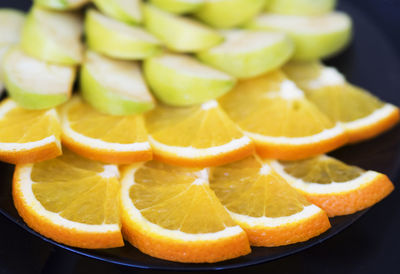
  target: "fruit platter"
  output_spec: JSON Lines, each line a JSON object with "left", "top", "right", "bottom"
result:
{"left": 0, "top": 0, "right": 399, "bottom": 270}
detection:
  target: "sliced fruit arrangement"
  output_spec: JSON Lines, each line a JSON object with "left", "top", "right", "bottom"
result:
{"left": 271, "top": 155, "right": 394, "bottom": 217}
{"left": 80, "top": 50, "right": 154, "bottom": 115}
{"left": 0, "top": 99, "right": 61, "bottom": 164}
{"left": 247, "top": 11, "right": 352, "bottom": 60}
{"left": 3, "top": 47, "right": 75, "bottom": 109}
{"left": 21, "top": 7, "right": 83, "bottom": 65}
{"left": 13, "top": 149, "right": 124, "bottom": 248}
{"left": 144, "top": 53, "right": 236, "bottom": 106}
{"left": 34, "top": 0, "right": 90, "bottom": 10}
{"left": 120, "top": 161, "right": 251, "bottom": 263}
{"left": 283, "top": 61, "right": 400, "bottom": 143}
{"left": 143, "top": 4, "right": 222, "bottom": 52}
{"left": 197, "top": 29, "right": 294, "bottom": 79}
{"left": 0, "top": 9, "right": 25, "bottom": 45}
{"left": 194, "top": 0, "right": 266, "bottom": 28}
{"left": 219, "top": 70, "right": 348, "bottom": 160}
{"left": 265, "top": 0, "right": 336, "bottom": 16}
{"left": 210, "top": 155, "right": 331, "bottom": 246}
{"left": 145, "top": 100, "right": 254, "bottom": 167}
{"left": 150, "top": 0, "right": 204, "bottom": 14}
{"left": 85, "top": 9, "right": 161, "bottom": 60}
{"left": 93, "top": 0, "right": 142, "bottom": 24}
{"left": 60, "top": 96, "right": 152, "bottom": 164}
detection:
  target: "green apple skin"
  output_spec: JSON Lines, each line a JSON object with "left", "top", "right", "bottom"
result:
{"left": 194, "top": 0, "right": 266, "bottom": 28}
{"left": 144, "top": 55, "right": 236, "bottom": 106}
{"left": 80, "top": 66, "right": 155, "bottom": 116}
{"left": 85, "top": 10, "right": 162, "bottom": 60}
{"left": 150, "top": 0, "right": 204, "bottom": 14}
{"left": 247, "top": 14, "right": 352, "bottom": 61}
{"left": 93, "top": 0, "right": 142, "bottom": 24}
{"left": 34, "top": 0, "right": 90, "bottom": 10}
{"left": 143, "top": 4, "right": 223, "bottom": 53}
{"left": 197, "top": 33, "right": 294, "bottom": 79}
{"left": 20, "top": 8, "right": 82, "bottom": 65}
{"left": 266, "top": 0, "right": 336, "bottom": 16}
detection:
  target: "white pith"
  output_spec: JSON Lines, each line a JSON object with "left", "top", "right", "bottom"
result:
{"left": 271, "top": 160, "right": 381, "bottom": 194}
{"left": 229, "top": 204, "right": 322, "bottom": 228}
{"left": 0, "top": 101, "right": 61, "bottom": 151}
{"left": 245, "top": 123, "right": 344, "bottom": 145}
{"left": 16, "top": 165, "right": 120, "bottom": 233}
{"left": 254, "top": 12, "right": 351, "bottom": 34}
{"left": 5, "top": 48, "right": 74, "bottom": 95}
{"left": 149, "top": 135, "right": 252, "bottom": 158}
{"left": 307, "top": 67, "right": 346, "bottom": 89}
{"left": 121, "top": 165, "right": 244, "bottom": 241}
{"left": 91, "top": 9, "right": 159, "bottom": 43}
{"left": 61, "top": 99, "right": 151, "bottom": 152}
{"left": 201, "top": 100, "right": 218, "bottom": 110}
{"left": 156, "top": 53, "right": 232, "bottom": 80}
{"left": 211, "top": 30, "right": 287, "bottom": 54}
{"left": 0, "top": 10, "right": 25, "bottom": 44}
{"left": 86, "top": 51, "right": 153, "bottom": 102}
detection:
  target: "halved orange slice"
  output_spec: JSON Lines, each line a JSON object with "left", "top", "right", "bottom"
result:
{"left": 13, "top": 149, "right": 124, "bottom": 248}
{"left": 145, "top": 100, "right": 254, "bottom": 167}
{"left": 0, "top": 98, "right": 61, "bottom": 164}
{"left": 120, "top": 161, "right": 250, "bottom": 263}
{"left": 60, "top": 96, "right": 152, "bottom": 164}
{"left": 210, "top": 155, "right": 331, "bottom": 246}
{"left": 219, "top": 70, "right": 348, "bottom": 160}
{"left": 271, "top": 155, "right": 394, "bottom": 217}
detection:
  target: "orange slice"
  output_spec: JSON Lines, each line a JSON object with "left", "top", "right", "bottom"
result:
{"left": 283, "top": 61, "right": 400, "bottom": 143}
{"left": 271, "top": 155, "right": 394, "bottom": 217}
{"left": 0, "top": 98, "right": 61, "bottom": 164}
{"left": 120, "top": 161, "right": 250, "bottom": 263}
{"left": 60, "top": 96, "right": 152, "bottom": 164}
{"left": 145, "top": 100, "right": 254, "bottom": 167}
{"left": 219, "top": 70, "right": 348, "bottom": 160}
{"left": 210, "top": 155, "right": 330, "bottom": 246}
{"left": 13, "top": 149, "right": 124, "bottom": 249}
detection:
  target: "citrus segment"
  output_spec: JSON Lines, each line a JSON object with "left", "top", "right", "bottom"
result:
{"left": 13, "top": 149, "right": 124, "bottom": 249}
{"left": 283, "top": 62, "right": 400, "bottom": 143}
{"left": 120, "top": 161, "right": 250, "bottom": 263}
{"left": 271, "top": 155, "right": 395, "bottom": 216}
{"left": 145, "top": 100, "right": 254, "bottom": 167}
{"left": 60, "top": 96, "right": 152, "bottom": 164}
{"left": 210, "top": 156, "right": 330, "bottom": 246}
{"left": 219, "top": 71, "right": 348, "bottom": 160}
{"left": 0, "top": 99, "right": 61, "bottom": 164}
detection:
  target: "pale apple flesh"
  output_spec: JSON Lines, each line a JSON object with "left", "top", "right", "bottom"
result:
{"left": 21, "top": 7, "right": 83, "bottom": 65}
{"left": 80, "top": 51, "right": 155, "bottom": 115}
{"left": 150, "top": 0, "right": 204, "bottom": 14}
{"left": 0, "top": 9, "right": 25, "bottom": 45}
{"left": 143, "top": 4, "right": 222, "bottom": 52}
{"left": 3, "top": 48, "right": 75, "bottom": 109}
{"left": 85, "top": 9, "right": 161, "bottom": 60}
{"left": 93, "top": 0, "right": 142, "bottom": 24}
{"left": 247, "top": 12, "right": 352, "bottom": 60}
{"left": 197, "top": 30, "right": 294, "bottom": 79}
{"left": 144, "top": 53, "right": 236, "bottom": 106}
{"left": 266, "top": 0, "right": 336, "bottom": 15}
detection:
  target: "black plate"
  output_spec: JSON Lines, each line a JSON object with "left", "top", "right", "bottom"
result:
{"left": 1, "top": 0, "right": 400, "bottom": 271}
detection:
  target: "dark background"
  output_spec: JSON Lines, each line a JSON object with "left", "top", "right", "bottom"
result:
{"left": 1, "top": 0, "right": 400, "bottom": 273}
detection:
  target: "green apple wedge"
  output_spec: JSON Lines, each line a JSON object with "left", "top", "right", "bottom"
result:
{"left": 266, "top": 0, "right": 336, "bottom": 16}
{"left": 20, "top": 7, "right": 83, "bottom": 65}
{"left": 247, "top": 12, "right": 352, "bottom": 61}
{"left": 0, "top": 45, "right": 11, "bottom": 93}
{"left": 93, "top": 0, "right": 142, "bottom": 24}
{"left": 3, "top": 47, "right": 75, "bottom": 109}
{"left": 0, "top": 9, "right": 25, "bottom": 45}
{"left": 34, "top": 0, "right": 90, "bottom": 10}
{"left": 194, "top": 0, "right": 266, "bottom": 28}
{"left": 85, "top": 9, "right": 162, "bottom": 60}
{"left": 143, "top": 4, "right": 222, "bottom": 53}
{"left": 144, "top": 52, "right": 236, "bottom": 106}
{"left": 80, "top": 51, "right": 155, "bottom": 115}
{"left": 149, "top": 0, "right": 204, "bottom": 14}
{"left": 197, "top": 30, "right": 294, "bottom": 79}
